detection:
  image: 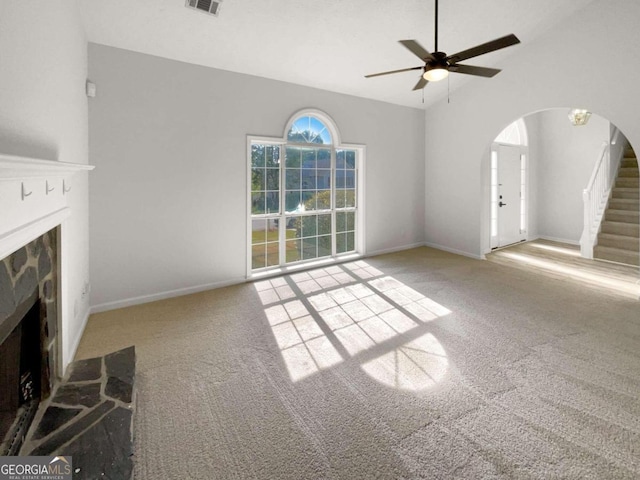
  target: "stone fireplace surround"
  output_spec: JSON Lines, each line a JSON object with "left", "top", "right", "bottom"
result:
{"left": 0, "top": 228, "right": 58, "bottom": 454}
{"left": 0, "top": 154, "right": 93, "bottom": 442}
{"left": 0, "top": 153, "right": 94, "bottom": 372}
{"left": 0, "top": 153, "right": 93, "bottom": 363}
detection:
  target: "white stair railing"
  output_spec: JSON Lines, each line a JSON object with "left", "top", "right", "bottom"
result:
{"left": 580, "top": 129, "right": 626, "bottom": 259}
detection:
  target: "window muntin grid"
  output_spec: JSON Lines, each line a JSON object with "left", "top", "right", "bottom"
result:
{"left": 249, "top": 115, "right": 360, "bottom": 272}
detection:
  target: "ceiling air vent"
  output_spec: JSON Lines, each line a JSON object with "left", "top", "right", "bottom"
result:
{"left": 185, "top": 0, "right": 222, "bottom": 16}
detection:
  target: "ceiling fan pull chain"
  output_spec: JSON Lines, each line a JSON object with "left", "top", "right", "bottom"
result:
{"left": 447, "top": 74, "right": 450, "bottom": 104}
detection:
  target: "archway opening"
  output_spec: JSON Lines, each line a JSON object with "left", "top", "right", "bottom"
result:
{"left": 483, "top": 108, "right": 639, "bottom": 295}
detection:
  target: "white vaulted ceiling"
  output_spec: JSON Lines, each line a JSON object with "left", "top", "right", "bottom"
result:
{"left": 80, "top": 0, "right": 596, "bottom": 108}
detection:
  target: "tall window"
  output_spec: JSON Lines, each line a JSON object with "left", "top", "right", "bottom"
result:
{"left": 248, "top": 111, "right": 363, "bottom": 274}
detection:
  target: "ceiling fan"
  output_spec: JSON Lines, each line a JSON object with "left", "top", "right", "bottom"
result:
{"left": 365, "top": 0, "right": 521, "bottom": 90}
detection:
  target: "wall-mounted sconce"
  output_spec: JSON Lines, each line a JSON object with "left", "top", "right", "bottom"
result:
{"left": 568, "top": 108, "right": 591, "bottom": 126}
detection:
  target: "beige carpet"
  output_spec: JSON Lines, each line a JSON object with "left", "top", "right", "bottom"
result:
{"left": 76, "top": 247, "right": 640, "bottom": 479}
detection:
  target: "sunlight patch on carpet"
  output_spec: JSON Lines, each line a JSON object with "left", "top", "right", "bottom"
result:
{"left": 255, "top": 262, "right": 451, "bottom": 390}
{"left": 526, "top": 241, "right": 581, "bottom": 257}
{"left": 361, "top": 333, "right": 448, "bottom": 391}
{"left": 498, "top": 251, "right": 640, "bottom": 296}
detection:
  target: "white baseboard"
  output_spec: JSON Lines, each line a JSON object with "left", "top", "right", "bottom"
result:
{"left": 89, "top": 241, "right": 480, "bottom": 315}
{"left": 90, "top": 277, "right": 246, "bottom": 314}
{"left": 537, "top": 235, "right": 580, "bottom": 246}
{"left": 89, "top": 243, "right": 429, "bottom": 314}
{"left": 423, "top": 241, "right": 484, "bottom": 260}
{"left": 366, "top": 241, "right": 426, "bottom": 257}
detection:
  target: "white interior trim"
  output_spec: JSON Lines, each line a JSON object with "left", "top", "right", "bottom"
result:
{"left": 0, "top": 153, "right": 94, "bottom": 180}
{"left": 0, "top": 207, "right": 70, "bottom": 260}
{"left": 366, "top": 242, "right": 426, "bottom": 258}
{"left": 90, "top": 276, "right": 248, "bottom": 314}
{"left": 424, "top": 241, "right": 485, "bottom": 260}
{"left": 537, "top": 235, "right": 580, "bottom": 246}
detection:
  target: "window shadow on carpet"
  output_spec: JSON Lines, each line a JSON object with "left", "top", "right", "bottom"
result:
{"left": 254, "top": 261, "right": 450, "bottom": 391}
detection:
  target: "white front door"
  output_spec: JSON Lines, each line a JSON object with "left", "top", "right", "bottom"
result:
{"left": 497, "top": 144, "right": 524, "bottom": 247}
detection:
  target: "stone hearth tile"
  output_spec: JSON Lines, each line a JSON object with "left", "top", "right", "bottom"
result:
{"left": 67, "top": 357, "right": 102, "bottom": 382}
{"left": 63, "top": 407, "right": 133, "bottom": 480}
{"left": 53, "top": 383, "right": 101, "bottom": 408}
{"left": 10, "top": 248, "right": 27, "bottom": 275}
{"left": 0, "top": 261, "right": 15, "bottom": 320}
{"left": 105, "top": 346, "right": 135, "bottom": 378}
{"left": 105, "top": 346, "right": 135, "bottom": 402}
{"left": 106, "top": 376, "right": 132, "bottom": 403}
{"left": 30, "top": 400, "right": 115, "bottom": 456}
{"left": 24, "top": 346, "right": 135, "bottom": 477}
{"left": 14, "top": 266, "right": 37, "bottom": 306}
{"left": 32, "top": 406, "right": 82, "bottom": 440}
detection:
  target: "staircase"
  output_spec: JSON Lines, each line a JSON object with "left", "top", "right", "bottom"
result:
{"left": 594, "top": 147, "right": 640, "bottom": 266}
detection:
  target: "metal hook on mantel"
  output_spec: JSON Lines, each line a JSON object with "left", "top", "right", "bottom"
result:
{"left": 63, "top": 180, "right": 71, "bottom": 195}
{"left": 46, "top": 180, "right": 55, "bottom": 195}
{"left": 21, "top": 182, "right": 32, "bottom": 201}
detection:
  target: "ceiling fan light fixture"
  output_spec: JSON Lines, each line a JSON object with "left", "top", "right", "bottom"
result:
{"left": 423, "top": 67, "right": 449, "bottom": 82}
{"left": 364, "top": 0, "right": 520, "bottom": 92}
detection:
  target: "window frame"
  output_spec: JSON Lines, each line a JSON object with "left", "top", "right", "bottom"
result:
{"left": 246, "top": 110, "right": 365, "bottom": 278}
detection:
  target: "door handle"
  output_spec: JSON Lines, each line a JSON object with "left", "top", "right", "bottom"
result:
{"left": 499, "top": 201, "right": 507, "bottom": 207}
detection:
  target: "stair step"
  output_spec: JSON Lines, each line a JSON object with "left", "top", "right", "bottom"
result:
{"left": 601, "top": 221, "right": 640, "bottom": 237}
{"left": 621, "top": 158, "right": 638, "bottom": 168}
{"left": 619, "top": 167, "right": 639, "bottom": 178}
{"left": 612, "top": 187, "right": 639, "bottom": 200}
{"left": 624, "top": 150, "right": 636, "bottom": 158}
{"left": 605, "top": 209, "right": 640, "bottom": 224}
{"left": 594, "top": 245, "right": 640, "bottom": 266}
{"left": 616, "top": 177, "right": 640, "bottom": 188}
{"left": 598, "top": 233, "right": 640, "bottom": 251}
{"left": 608, "top": 198, "right": 640, "bottom": 211}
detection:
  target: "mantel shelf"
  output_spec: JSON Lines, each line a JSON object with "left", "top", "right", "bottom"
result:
{"left": 0, "top": 153, "right": 95, "bottom": 180}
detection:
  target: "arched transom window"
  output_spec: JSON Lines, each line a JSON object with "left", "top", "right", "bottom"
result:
{"left": 494, "top": 118, "right": 528, "bottom": 146}
{"left": 248, "top": 110, "right": 364, "bottom": 274}
{"left": 287, "top": 115, "right": 332, "bottom": 144}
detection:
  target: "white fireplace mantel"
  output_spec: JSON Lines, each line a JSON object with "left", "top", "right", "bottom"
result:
{"left": 1, "top": 154, "right": 96, "bottom": 376}
{"left": 0, "top": 153, "right": 94, "bottom": 180}
{"left": 0, "top": 153, "right": 95, "bottom": 260}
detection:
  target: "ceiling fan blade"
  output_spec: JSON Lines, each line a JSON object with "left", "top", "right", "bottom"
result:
{"left": 412, "top": 76, "right": 428, "bottom": 91}
{"left": 365, "top": 66, "right": 423, "bottom": 78}
{"left": 449, "top": 64, "right": 501, "bottom": 78}
{"left": 446, "top": 34, "right": 520, "bottom": 63}
{"left": 399, "top": 40, "right": 435, "bottom": 61}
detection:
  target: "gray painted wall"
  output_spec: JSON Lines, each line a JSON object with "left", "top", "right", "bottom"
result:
{"left": 533, "top": 110, "right": 609, "bottom": 244}
{"left": 88, "top": 44, "right": 426, "bottom": 309}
